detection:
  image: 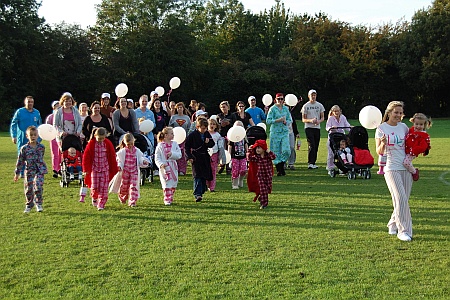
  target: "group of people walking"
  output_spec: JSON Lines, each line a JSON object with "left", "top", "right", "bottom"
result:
{"left": 10, "top": 89, "right": 431, "bottom": 242}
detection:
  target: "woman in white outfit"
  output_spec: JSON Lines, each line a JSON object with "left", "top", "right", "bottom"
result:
{"left": 375, "top": 101, "right": 413, "bottom": 242}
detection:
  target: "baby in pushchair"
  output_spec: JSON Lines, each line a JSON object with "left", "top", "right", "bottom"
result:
{"left": 60, "top": 134, "right": 83, "bottom": 187}
{"left": 328, "top": 126, "right": 373, "bottom": 180}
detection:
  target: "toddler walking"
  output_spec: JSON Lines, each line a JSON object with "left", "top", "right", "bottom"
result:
{"left": 82, "top": 127, "right": 118, "bottom": 210}
{"left": 228, "top": 121, "right": 248, "bottom": 189}
{"left": 247, "top": 139, "right": 276, "bottom": 209}
{"left": 403, "top": 113, "right": 431, "bottom": 181}
{"left": 155, "top": 127, "right": 182, "bottom": 205}
{"left": 14, "top": 126, "right": 48, "bottom": 213}
{"left": 116, "top": 133, "right": 149, "bottom": 207}
{"left": 338, "top": 139, "right": 353, "bottom": 164}
{"left": 64, "top": 147, "right": 82, "bottom": 180}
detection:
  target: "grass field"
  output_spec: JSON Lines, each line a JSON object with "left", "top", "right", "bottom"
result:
{"left": 0, "top": 120, "right": 449, "bottom": 299}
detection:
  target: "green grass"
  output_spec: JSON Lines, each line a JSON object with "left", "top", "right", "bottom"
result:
{"left": 0, "top": 120, "right": 449, "bottom": 299}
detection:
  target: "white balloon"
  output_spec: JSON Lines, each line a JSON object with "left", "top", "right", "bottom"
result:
{"left": 155, "top": 86, "right": 165, "bottom": 97}
{"left": 227, "top": 126, "right": 246, "bottom": 143}
{"left": 285, "top": 94, "right": 298, "bottom": 106}
{"left": 139, "top": 120, "right": 154, "bottom": 133}
{"left": 209, "top": 114, "right": 218, "bottom": 121}
{"left": 262, "top": 94, "right": 273, "bottom": 106}
{"left": 115, "top": 83, "right": 128, "bottom": 97}
{"left": 173, "top": 127, "right": 186, "bottom": 144}
{"left": 169, "top": 77, "right": 181, "bottom": 89}
{"left": 257, "top": 123, "right": 266, "bottom": 131}
{"left": 208, "top": 147, "right": 213, "bottom": 156}
{"left": 359, "top": 105, "right": 382, "bottom": 129}
{"left": 38, "top": 124, "right": 57, "bottom": 141}
{"left": 221, "top": 150, "right": 231, "bottom": 164}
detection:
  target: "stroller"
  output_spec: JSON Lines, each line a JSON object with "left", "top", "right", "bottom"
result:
{"left": 118, "top": 133, "right": 154, "bottom": 185}
{"left": 60, "top": 134, "right": 84, "bottom": 187}
{"left": 328, "top": 126, "right": 374, "bottom": 180}
{"left": 246, "top": 125, "right": 267, "bottom": 146}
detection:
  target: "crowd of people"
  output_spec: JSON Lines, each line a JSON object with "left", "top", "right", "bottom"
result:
{"left": 10, "top": 90, "right": 432, "bottom": 242}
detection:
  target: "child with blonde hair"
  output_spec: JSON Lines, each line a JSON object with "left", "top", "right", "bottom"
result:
{"left": 14, "top": 126, "right": 48, "bottom": 213}
{"left": 115, "top": 133, "right": 149, "bottom": 207}
{"left": 155, "top": 127, "right": 182, "bottom": 205}
{"left": 82, "top": 127, "right": 118, "bottom": 210}
{"left": 403, "top": 113, "right": 432, "bottom": 181}
{"left": 228, "top": 121, "right": 248, "bottom": 189}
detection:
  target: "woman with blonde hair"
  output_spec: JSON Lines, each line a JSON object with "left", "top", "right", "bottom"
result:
{"left": 325, "top": 105, "right": 351, "bottom": 175}
{"left": 53, "top": 93, "right": 82, "bottom": 146}
{"left": 375, "top": 101, "right": 413, "bottom": 242}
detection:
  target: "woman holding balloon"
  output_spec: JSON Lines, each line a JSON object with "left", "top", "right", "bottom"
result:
{"left": 112, "top": 98, "right": 140, "bottom": 141}
{"left": 266, "top": 93, "right": 292, "bottom": 176}
{"left": 375, "top": 101, "right": 413, "bottom": 242}
{"left": 168, "top": 102, "right": 191, "bottom": 176}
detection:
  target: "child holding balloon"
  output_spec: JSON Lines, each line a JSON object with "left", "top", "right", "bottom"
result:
{"left": 154, "top": 127, "right": 182, "bottom": 205}
{"left": 228, "top": 121, "right": 248, "bottom": 189}
{"left": 14, "top": 126, "right": 48, "bottom": 213}
{"left": 115, "top": 133, "right": 150, "bottom": 207}
{"left": 403, "top": 113, "right": 432, "bottom": 181}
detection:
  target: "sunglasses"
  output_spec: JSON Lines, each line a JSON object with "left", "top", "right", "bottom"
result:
{"left": 239, "top": 106, "right": 245, "bottom": 108}
{"left": 276, "top": 97, "right": 284, "bottom": 100}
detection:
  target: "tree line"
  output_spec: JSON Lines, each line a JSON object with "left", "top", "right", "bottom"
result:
{"left": 1, "top": 0, "right": 449, "bottom": 129}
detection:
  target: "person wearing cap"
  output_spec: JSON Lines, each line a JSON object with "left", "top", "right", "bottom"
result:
{"left": 100, "top": 92, "right": 115, "bottom": 120}
{"left": 10, "top": 96, "right": 42, "bottom": 160}
{"left": 190, "top": 102, "right": 207, "bottom": 122}
{"left": 245, "top": 96, "right": 267, "bottom": 125}
{"left": 53, "top": 93, "right": 82, "bottom": 145}
{"left": 45, "top": 100, "right": 61, "bottom": 178}
{"left": 187, "top": 109, "right": 207, "bottom": 135}
{"left": 266, "top": 93, "right": 292, "bottom": 176}
{"left": 232, "top": 101, "right": 254, "bottom": 128}
{"left": 301, "top": 89, "right": 325, "bottom": 169}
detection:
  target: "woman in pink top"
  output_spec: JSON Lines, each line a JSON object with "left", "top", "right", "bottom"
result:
{"left": 325, "top": 105, "right": 351, "bottom": 174}
{"left": 53, "top": 93, "right": 82, "bottom": 147}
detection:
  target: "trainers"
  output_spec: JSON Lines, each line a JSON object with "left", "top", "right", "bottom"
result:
{"left": 92, "top": 199, "right": 98, "bottom": 207}
{"left": 397, "top": 232, "right": 412, "bottom": 242}
{"left": 288, "top": 165, "right": 295, "bottom": 170}
{"left": 164, "top": 201, "right": 171, "bottom": 206}
{"left": 311, "top": 164, "right": 318, "bottom": 169}
{"left": 412, "top": 168, "right": 419, "bottom": 181}
{"left": 53, "top": 170, "right": 59, "bottom": 178}
{"left": 78, "top": 174, "right": 83, "bottom": 180}
{"left": 70, "top": 174, "right": 74, "bottom": 180}
{"left": 377, "top": 170, "right": 385, "bottom": 175}
{"left": 328, "top": 170, "right": 333, "bottom": 177}
{"left": 24, "top": 206, "right": 32, "bottom": 213}
{"left": 232, "top": 186, "right": 239, "bottom": 190}
{"left": 388, "top": 226, "right": 398, "bottom": 235}
{"left": 97, "top": 206, "right": 104, "bottom": 211}
{"left": 195, "top": 196, "right": 202, "bottom": 202}
{"left": 218, "top": 165, "right": 225, "bottom": 174}
{"left": 260, "top": 205, "right": 267, "bottom": 210}
{"left": 179, "top": 172, "right": 185, "bottom": 176}
{"left": 36, "top": 204, "right": 43, "bottom": 212}
{"left": 308, "top": 164, "right": 318, "bottom": 169}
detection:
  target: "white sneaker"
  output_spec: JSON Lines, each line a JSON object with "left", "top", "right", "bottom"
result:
{"left": 70, "top": 174, "right": 74, "bottom": 180}
{"left": 397, "top": 233, "right": 412, "bottom": 242}
{"left": 153, "top": 170, "right": 159, "bottom": 176}
{"left": 308, "top": 164, "right": 314, "bottom": 169}
{"left": 36, "top": 204, "right": 43, "bottom": 212}
{"left": 388, "top": 226, "right": 398, "bottom": 235}
{"left": 164, "top": 201, "right": 171, "bottom": 206}
{"left": 232, "top": 186, "right": 239, "bottom": 190}
{"left": 311, "top": 164, "right": 318, "bottom": 169}
{"left": 24, "top": 206, "right": 32, "bottom": 213}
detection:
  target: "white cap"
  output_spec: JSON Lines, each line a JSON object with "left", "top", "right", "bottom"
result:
{"left": 150, "top": 91, "right": 158, "bottom": 97}
{"left": 308, "top": 89, "right": 317, "bottom": 96}
{"left": 127, "top": 99, "right": 133, "bottom": 103}
{"left": 62, "top": 92, "right": 72, "bottom": 97}
{"left": 51, "top": 101, "right": 59, "bottom": 108}
{"left": 195, "top": 110, "right": 207, "bottom": 117}
{"left": 101, "top": 92, "right": 110, "bottom": 98}
{"left": 248, "top": 96, "right": 256, "bottom": 102}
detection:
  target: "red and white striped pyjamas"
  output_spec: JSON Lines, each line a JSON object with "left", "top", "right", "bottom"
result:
{"left": 118, "top": 147, "right": 139, "bottom": 206}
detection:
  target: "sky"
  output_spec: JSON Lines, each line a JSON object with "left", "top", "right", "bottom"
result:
{"left": 38, "top": 0, "right": 432, "bottom": 28}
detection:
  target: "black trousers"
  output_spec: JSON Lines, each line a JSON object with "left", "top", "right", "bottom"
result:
{"left": 305, "top": 128, "right": 321, "bottom": 165}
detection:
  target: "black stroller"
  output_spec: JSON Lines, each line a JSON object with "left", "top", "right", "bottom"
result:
{"left": 60, "top": 134, "right": 84, "bottom": 187}
{"left": 328, "top": 126, "right": 374, "bottom": 180}
{"left": 118, "top": 133, "right": 154, "bottom": 185}
{"left": 246, "top": 125, "right": 267, "bottom": 146}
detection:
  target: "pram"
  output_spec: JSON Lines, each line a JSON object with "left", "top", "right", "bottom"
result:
{"left": 118, "top": 133, "right": 154, "bottom": 185}
{"left": 60, "top": 134, "right": 83, "bottom": 187}
{"left": 328, "top": 126, "right": 374, "bottom": 180}
{"left": 246, "top": 125, "right": 267, "bottom": 146}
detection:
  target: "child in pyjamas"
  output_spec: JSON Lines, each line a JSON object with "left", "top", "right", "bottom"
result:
{"left": 403, "top": 113, "right": 431, "bottom": 181}
{"left": 228, "top": 121, "right": 248, "bottom": 189}
{"left": 82, "top": 127, "right": 118, "bottom": 210}
{"left": 154, "top": 127, "right": 182, "bottom": 205}
{"left": 14, "top": 126, "right": 48, "bottom": 213}
{"left": 63, "top": 147, "right": 83, "bottom": 180}
{"left": 116, "top": 133, "right": 149, "bottom": 207}
{"left": 247, "top": 139, "right": 276, "bottom": 209}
